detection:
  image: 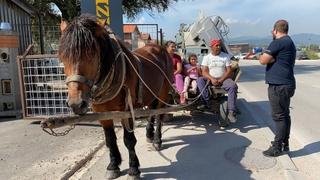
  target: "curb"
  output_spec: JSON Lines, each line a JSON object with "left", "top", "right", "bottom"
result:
{"left": 237, "top": 85, "right": 301, "bottom": 180}
{"left": 60, "top": 127, "right": 123, "bottom": 180}
{"left": 60, "top": 140, "right": 106, "bottom": 180}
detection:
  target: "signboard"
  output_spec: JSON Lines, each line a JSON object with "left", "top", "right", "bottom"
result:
{"left": 82, "top": 0, "right": 123, "bottom": 38}
{"left": 96, "top": 0, "right": 110, "bottom": 25}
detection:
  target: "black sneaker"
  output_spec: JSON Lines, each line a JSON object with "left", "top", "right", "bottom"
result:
{"left": 263, "top": 146, "right": 282, "bottom": 157}
{"left": 283, "top": 142, "right": 289, "bottom": 152}
{"left": 271, "top": 141, "right": 290, "bottom": 152}
{"left": 196, "top": 104, "right": 210, "bottom": 111}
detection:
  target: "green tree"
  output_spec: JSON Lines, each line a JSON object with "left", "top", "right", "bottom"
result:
{"left": 123, "top": 0, "right": 179, "bottom": 19}
{"left": 26, "top": 0, "right": 180, "bottom": 22}
{"left": 25, "top": 0, "right": 183, "bottom": 53}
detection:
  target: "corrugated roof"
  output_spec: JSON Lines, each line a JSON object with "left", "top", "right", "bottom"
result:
{"left": 9, "top": 0, "right": 36, "bottom": 15}
{"left": 123, "top": 24, "right": 139, "bottom": 33}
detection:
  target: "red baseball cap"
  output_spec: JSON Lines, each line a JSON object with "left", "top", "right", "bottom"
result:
{"left": 210, "top": 39, "right": 221, "bottom": 47}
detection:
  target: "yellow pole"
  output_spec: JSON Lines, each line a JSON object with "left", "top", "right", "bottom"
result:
{"left": 96, "top": 0, "right": 110, "bottom": 25}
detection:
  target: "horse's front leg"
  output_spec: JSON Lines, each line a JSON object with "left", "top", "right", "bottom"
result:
{"left": 122, "top": 119, "right": 141, "bottom": 179}
{"left": 153, "top": 114, "right": 163, "bottom": 151}
{"left": 102, "top": 121, "right": 122, "bottom": 179}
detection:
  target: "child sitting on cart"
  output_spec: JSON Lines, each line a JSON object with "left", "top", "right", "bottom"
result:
{"left": 181, "top": 54, "right": 201, "bottom": 102}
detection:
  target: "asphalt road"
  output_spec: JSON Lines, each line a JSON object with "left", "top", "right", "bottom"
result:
{"left": 0, "top": 118, "right": 105, "bottom": 180}
{"left": 238, "top": 59, "right": 320, "bottom": 178}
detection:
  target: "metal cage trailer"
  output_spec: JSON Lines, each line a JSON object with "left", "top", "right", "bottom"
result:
{"left": 17, "top": 54, "right": 71, "bottom": 119}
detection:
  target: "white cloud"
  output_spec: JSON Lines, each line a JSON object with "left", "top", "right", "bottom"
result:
{"left": 243, "top": 18, "right": 262, "bottom": 25}
{"left": 124, "top": 0, "right": 320, "bottom": 39}
{"left": 135, "top": 16, "right": 146, "bottom": 24}
{"left": 225, "top": 18, "right": 239, "bottom": 24}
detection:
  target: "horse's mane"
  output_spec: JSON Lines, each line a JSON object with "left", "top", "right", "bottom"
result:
{"left": 59, "top": 15, "right": 119, "bottom": 83}
{"left": 58, "top": 15, "right": 110, "bottom": 64}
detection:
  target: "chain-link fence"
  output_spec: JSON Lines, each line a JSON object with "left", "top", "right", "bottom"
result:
{"left": 29, "top": 23, "right": 163, "bottom": 54}
{"left": 30, "top": 24, "right": 61, "bottom": 54}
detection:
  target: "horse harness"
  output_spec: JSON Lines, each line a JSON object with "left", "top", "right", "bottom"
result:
{"left": 65, "top": 27, "right": 143, "bottom": 132}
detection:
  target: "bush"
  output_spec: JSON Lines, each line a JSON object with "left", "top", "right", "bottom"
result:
{"left": 306, "top": 50, "right": 319, "bottom": 60}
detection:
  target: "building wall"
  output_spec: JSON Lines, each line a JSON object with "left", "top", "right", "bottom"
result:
{"left": 228, "top": 43, "right": 250, "bottom": 54}
{"left": 0, "top": 0, "right": 33, "bottom": 54}
{"left": 0, "top": 31, "right": 20, "bottom": 116}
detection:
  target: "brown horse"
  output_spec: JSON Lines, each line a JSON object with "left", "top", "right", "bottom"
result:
{"left": 58, "top": 15, "right": 173, "bottom": 179}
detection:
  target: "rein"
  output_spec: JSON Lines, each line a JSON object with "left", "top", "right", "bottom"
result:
{"left": 91, "top": 30, "right": 126, "bottom": 104}
{"left": 91, "top": 51, "right": 126, "bottom": 104}
{"left": 63, "top": 27, "right": 209, "bottom": 133}
{"left": 127, "top": 53, "right": 209, "bottom": 108}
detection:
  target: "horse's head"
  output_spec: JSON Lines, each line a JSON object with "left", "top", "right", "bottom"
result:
{"left": 58, "top": 15, "right": 110, "bottom": 115}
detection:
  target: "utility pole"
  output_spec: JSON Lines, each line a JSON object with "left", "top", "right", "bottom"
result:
{"left": 159, "top": 28, "right": 163, "bottom": 45}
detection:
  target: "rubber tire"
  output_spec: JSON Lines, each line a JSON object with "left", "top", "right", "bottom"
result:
{"left": 218, "top": 99, "right": 230, "bottom": 127}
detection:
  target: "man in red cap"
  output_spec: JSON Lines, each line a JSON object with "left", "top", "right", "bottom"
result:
{"left": 197, "top": 39, "right": 238, "bottom": 123}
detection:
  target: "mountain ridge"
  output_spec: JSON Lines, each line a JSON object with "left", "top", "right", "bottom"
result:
{"left": 228, "top": 33, "right": 320, "bottom": 46}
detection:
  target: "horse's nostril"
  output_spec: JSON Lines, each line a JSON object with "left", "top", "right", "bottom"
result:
{"left": 80, "top": 101, "right": 88, "bottom": 109}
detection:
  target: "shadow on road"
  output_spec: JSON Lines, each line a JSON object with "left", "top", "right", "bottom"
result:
{"left": 0, "top": 117, "right": 20, "bottom": 123}
{"left": 133, "top": 110, "right": 260, "bottom": 180}
{"left": 289, "top": 141, "right": 320, "bottom": 158}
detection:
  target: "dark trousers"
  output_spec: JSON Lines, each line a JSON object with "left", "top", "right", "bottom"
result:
{"left": 197, "top": 77, "right": 238, "bottom": 111}
{"left": 268, "top": 84, "right": 295, "bottom": 148}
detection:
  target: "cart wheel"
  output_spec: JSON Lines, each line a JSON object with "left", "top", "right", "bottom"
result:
{"left": 218, "top": 99, "right": 230, "bottom": 127}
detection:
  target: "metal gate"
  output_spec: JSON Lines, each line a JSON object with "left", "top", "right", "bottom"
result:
{"left": 123, "top": 23, "right": 162, "bottom": 45}
{"left": 18, "top": 54, "right": 71, "bottom": 119}
{"left": 134, "top": 24, "right": 160, "bottom": 43}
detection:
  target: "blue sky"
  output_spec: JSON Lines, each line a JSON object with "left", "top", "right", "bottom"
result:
{"left": 124, "top": 0, "right": 320, "bottom": 40}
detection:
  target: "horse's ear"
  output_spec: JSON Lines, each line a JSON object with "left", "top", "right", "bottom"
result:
{"left": 97, "top": 19, "right": 107, "bottom": 28}
{"left": 60, "top": 19, "right": 68, "bottom": 32}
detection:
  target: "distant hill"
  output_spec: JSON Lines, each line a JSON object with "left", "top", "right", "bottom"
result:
{"left": 291, "top": 33, "right": 320, "bottom": 46}
{"left": 228, "top": 33, "right": 320, "bottom": 47}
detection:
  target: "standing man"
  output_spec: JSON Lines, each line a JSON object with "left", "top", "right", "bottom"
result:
{"left": 197, "top": 39, "right": 238, "bottom": 122}
{"left": 259, "top": 20, "right": 296, "bottom": 157}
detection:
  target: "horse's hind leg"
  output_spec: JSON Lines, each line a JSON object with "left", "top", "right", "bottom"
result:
{"left": 146, "top": 99, "right": 159, "bottom": 143}
{"left": 123, "top": 119, "right": 141, "bottom": 179}
{"left": 103, "top": 125, "right": 122, "bottom": 179}
{"left": 153, "top": 114, "right": 163, "bottom": 151}
{"left": 146, "top": 116, "right": 155, "bottom": 143}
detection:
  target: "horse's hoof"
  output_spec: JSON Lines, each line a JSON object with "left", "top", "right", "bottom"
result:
{"left": 106, "top": 169, "right": 121, "bottom": 179}
{"left": 146, "top": 137, "right": 153, "bottom": 143}
{"left": 153, "top": 143, "right": 161, "bottom": 151}
{"left": 127, "top": 174, "right": 141, "bottom": 180}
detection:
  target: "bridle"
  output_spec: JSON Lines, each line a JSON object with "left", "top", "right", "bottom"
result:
{"left": 64, "top": 27, "right": 126, "bottom": 104}
{"left": 65, "top": 74, "right": 95, "bottom": 89}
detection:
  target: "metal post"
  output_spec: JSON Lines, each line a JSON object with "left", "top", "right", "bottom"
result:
{"left": 38, "top": 14, "right": 45, "bottom": 54}
{"left": 155, "top": 24, "right": 159, "bottom": 44}
{"left": 108, "top": 0, "right": 123, "bottom": 39}
{"left": 159, "top": 28, "right": 163, "bottom": 45}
